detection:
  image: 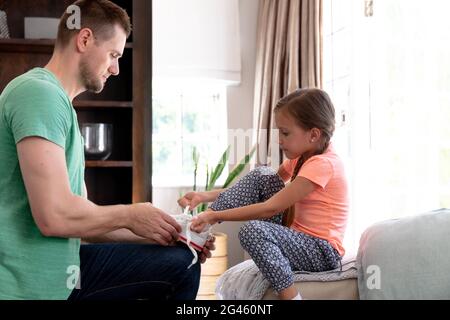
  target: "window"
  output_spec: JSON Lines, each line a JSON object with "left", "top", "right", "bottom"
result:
{"left": 152, "top": 81, "right": 228, "bottom": 187}
{"left": 324, "top": 0, "right": 450, "bottom": 252}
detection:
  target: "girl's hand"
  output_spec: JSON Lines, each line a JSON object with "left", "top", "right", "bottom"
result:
{"left": 190, "top": 210, "right": 218, "bottom": 232}
{"left": 177, "top": 192, "right": 207, "bottom": 210}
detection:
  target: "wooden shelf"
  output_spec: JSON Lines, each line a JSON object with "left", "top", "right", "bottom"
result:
{"left": 0, "top": 38, "right": 54, "bottom": 53}
{"left": 0, "top": 38, "right": 133, "bottom": 53}
{"left": 0, "top": 0, "right": 151, "bottom": 204}
{"left": 74, "top": 100, "right": 133, "bottom": 109}
{"left": 85, "top": 161, "right": 133, "bottom": 168}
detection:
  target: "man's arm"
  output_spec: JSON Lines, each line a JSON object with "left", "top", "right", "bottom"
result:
{"left": 17, "top": 137, "right": 181, "bottom": 245}
{"left": 82, "top": 228, "right": 155, "bottom": 244}
{"left": 80, "top": 182, "right": 152, "bottom": 244}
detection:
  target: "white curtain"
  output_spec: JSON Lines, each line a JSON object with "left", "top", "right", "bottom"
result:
{"left": 324, "top": 0, "right": 450, "bottom": 254}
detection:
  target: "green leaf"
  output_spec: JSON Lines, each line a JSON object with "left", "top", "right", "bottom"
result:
{"left": 192, "top": 146, "right": 200, "bottom": 191}
{"left": 198, "top": 203, "right": 207, "bottom": 213}
{"left": 190, "top": 145, "right": 256, "bottom": 213}
{"left": 196, "top": 164, "right": 210, "bottom": 213}
{"left": 207, "top": 146, "right": 230, "bottom": 190}
{"left": 223, "top": 145, "right": 256, "bottom": 188}
{"left": 205, "top": 163, "right": 210, "bottom": 191}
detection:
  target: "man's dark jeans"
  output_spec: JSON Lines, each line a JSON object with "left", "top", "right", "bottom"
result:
{"left": 68, "top": 243, "right": 200, "bottom": 300}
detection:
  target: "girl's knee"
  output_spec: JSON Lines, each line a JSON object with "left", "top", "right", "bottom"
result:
{"left": 249, "top": 166, "right": 278, "bottom": 179}
{"left": 238, "top": 221, "right": 265, "bottom": 247}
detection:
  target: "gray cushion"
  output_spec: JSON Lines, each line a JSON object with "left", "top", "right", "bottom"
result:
{"left": 357, "top": 208, "right": 450, "bottom": 299}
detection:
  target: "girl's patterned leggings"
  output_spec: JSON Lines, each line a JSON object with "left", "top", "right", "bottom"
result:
{"left": 209, "top": 166, "right": 341, "bottom": 293}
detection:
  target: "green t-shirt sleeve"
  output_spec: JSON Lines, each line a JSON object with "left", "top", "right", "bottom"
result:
{"left": 4, "top": 79, "right": 72, "bottom": 149}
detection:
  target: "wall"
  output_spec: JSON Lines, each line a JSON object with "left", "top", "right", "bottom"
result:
{"left": 152, "top": 0, "right": 260, "bottom": 268}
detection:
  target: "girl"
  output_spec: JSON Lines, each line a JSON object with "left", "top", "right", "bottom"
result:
{"left": 178, "top": 88, "right": 349, "bottom": 300}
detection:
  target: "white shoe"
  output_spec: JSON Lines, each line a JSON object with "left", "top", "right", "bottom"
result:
{"left": 173, "top": 213, "right": 211, "bottom": 251}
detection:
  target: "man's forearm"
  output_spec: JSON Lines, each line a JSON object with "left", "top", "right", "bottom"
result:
{"left": 79, "top": 181, "right": 149, "bottom": 243}
{"left": 82, "top": 228, "right": 155, "bottom": 244}
{"left": 44, "top": 194, "right": 135, "bottom": 238}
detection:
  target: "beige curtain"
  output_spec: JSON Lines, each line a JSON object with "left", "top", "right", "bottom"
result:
{"left": 252, "top": 0, "right": 323, "bottom": 166}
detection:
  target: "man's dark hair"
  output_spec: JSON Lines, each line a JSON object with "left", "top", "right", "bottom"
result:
{"left": 56, "top": 0, "right": 132, "bottom": 49}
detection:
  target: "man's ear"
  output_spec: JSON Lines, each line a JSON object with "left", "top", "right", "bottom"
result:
{"left": 310, "top": 128, "right": 322, "bottom": 143}
{"left": 75, "top": 28, "right": 94, "bottom": 53}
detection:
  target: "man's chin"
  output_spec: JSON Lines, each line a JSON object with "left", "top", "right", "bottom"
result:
{"left": 87, "top": 84, "right": 104, "bottom": 94}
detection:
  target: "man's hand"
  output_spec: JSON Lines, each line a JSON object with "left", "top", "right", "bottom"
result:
{"left": 129, "top": 203, "right": 182, "bottom": 246}
{"left": 199, "top": 234, "right": 216, "bottom": 264}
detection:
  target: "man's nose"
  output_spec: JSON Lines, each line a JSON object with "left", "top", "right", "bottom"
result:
{"left": 109, "top": 61, "right": 120, "bottom": 76}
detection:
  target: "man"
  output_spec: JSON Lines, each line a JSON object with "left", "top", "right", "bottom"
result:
{"left": 0, "top": 0, "right": 214, "bottom": 300}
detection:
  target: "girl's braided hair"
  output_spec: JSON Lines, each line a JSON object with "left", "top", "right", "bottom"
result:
{"left": 274, "top": 88, "right": 336, "bottom": 227}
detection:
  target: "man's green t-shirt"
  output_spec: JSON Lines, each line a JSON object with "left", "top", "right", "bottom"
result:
{"left": 0, "top": 68, "right": 84, "bottom": 299}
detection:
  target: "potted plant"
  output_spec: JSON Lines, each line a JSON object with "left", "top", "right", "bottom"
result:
{"left": 192, "top": 145, "right": 256, "bottom": 213}
{"left": 192, "top": 145, "right": 255, "bottom": 300}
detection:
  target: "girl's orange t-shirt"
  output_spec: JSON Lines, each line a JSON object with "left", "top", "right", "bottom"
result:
{"left": 280, "top": 144, "right": 349, "bottom": 256}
